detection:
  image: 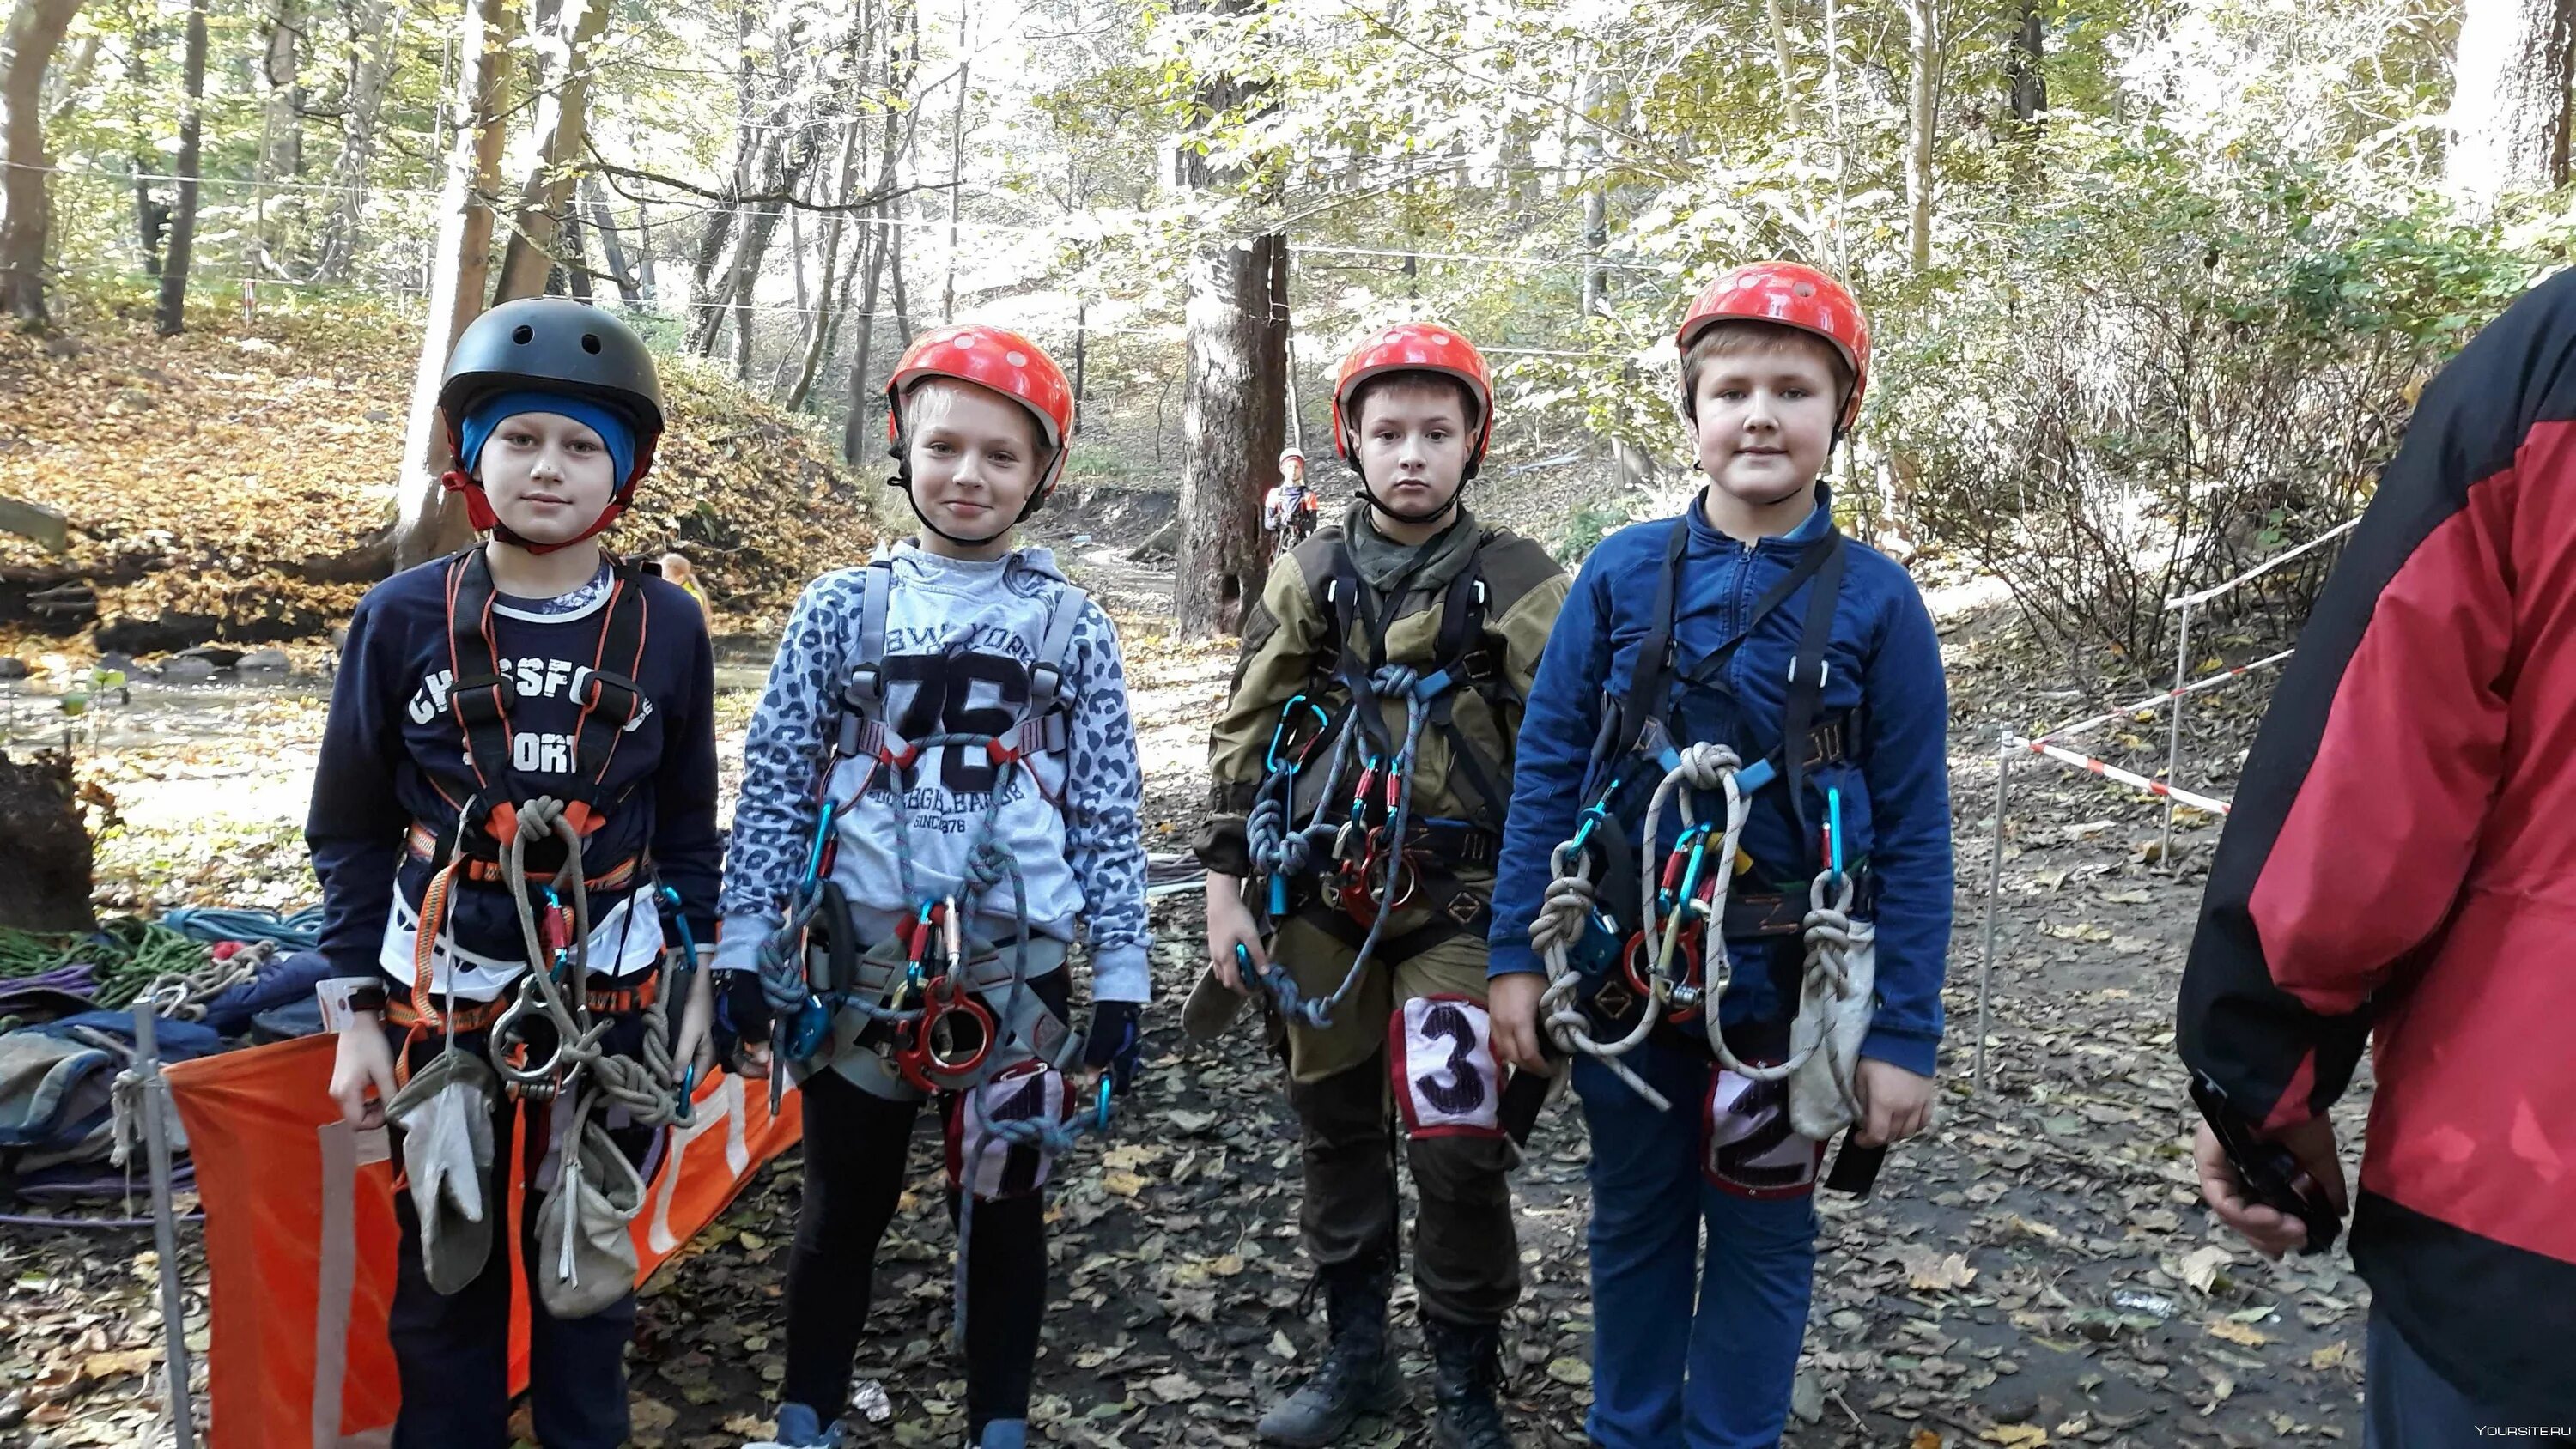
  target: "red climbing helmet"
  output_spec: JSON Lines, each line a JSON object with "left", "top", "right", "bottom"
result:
{"left": 1675, "top": 262, "right": 1871, "bottom": 431}
{"left": 1330, "top": 322, "right": 1496, "bottom": 467}
{"left": 885, "top": 324, "right": 1077, "bottom": 500}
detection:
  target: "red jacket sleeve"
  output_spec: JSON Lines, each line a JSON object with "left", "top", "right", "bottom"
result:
{"left": 2177, "top": 274, "right": 2576, "bottom": 1131}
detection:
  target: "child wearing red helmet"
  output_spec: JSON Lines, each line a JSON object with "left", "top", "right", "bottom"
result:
{"left": 1191, "top": 323, "right": 1569, "bottom": 1448}
{"left": 715, "top": 324, "right": 1149, "bottom": 1449}
{"left": 1486, "top": 263, "right": 1953, "bottom": 1447}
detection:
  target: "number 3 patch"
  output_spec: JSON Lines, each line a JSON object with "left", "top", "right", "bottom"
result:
{"left": 1388, "top": 995, "right": 1503, "bottom": 1139}
{"left": 1701, "top": 1066, "right": 1826, "bottom": 1200}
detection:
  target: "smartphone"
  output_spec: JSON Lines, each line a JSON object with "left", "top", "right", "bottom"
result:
{"left": 2190, "top": 1072, "right": 2343, "bottom": 1255}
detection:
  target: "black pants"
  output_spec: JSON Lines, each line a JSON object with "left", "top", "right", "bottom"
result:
{"left": 1291, "top": 1049, "right": 1522, "bottom": 1325}
{"left": 783, "top": 969, "right": 1071, "bottom": 1436}
{"left": 385, "top": 1016, "right": 657, "bottom": 1449}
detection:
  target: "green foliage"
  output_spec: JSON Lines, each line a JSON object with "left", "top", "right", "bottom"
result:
{"left": 1874, "top": 118, "right": 2556, "bottom": 667}
{"left": 1556, "top": 498, "right": 1634, "bottom": 565}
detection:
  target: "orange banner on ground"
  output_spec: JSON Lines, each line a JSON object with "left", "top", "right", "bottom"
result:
{"left": 165, "top": 1037, "right": 800, "bottom": 1449}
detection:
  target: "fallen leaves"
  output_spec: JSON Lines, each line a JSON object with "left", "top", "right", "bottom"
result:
{"left": 2207, "top": 1316, "right": 2274, "bottom": 1348}
{"left": 2178, "top": 1244, "right": 2233, "bottom": 1294}
{"left": 1905, "top": 1249, "right": 1981, "bottom": 1292}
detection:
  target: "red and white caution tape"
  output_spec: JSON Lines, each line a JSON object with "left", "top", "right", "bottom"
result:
{"left": 2037, "top": 649, "right": 2298, "bottom": 744}
{"left": 2003, "top": 736, "right": 2233, "bottom": 816}
{"left": 2166, "top": 519, "right": 2360, "bottom": 611}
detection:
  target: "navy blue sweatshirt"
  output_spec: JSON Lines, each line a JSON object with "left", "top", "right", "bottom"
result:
{"left": 1487, "top": 494, "right": 1953, "bottom": 1076}
{"left": 306, "top": 553, "right": 723, "bottom": 997}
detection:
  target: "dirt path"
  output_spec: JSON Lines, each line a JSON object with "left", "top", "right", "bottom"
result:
{"left": 0, "top": 549, "right": 2372, "bottom": 1449}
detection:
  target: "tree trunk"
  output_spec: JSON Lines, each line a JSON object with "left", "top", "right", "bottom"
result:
{"left": 255, "top": 0, "right": 302, "bottom": 183}
{"left": 562, "top": 208, "right": 590, "bottom": 301}
{"left": 691, "top": 0, "right": 756, "bottom": 355}
{"left": 2449, "top": 0, "right": 2576, "bottom": 210}
{"left": 1904, "top": 0, "right": 1936, "bottom": 270}
{"left": 1763, "top": 0, "right": 1801, "bottom": 130}
{"left": 785, "top": 112, "right": 865, "bottom": 410}
{"left": 313, "top": 0, "right": 400, "bottom": 282}
{"left": 841, "top": 223, "right": 886, "bottom": 464}
{"left": 2006, "top": 2, "right": 2044, "bottom": 125}
{"left": 152, "top": 0, "right": 206, "bottom": 336}
{"left": 842, "top": 3, "right": 912, "bottom": 462}
{"left": 0, "top": 0, "right": 81, "bottom": 327}
{"left": 940, "top": 50, "right": 966, "bottom": 323}
{"left": 392, "top": 0, "right": 509, "bottom": 568}
{"left": 1174, "top": 231, "right": 1286, "bottom": 639}
{"left": 633, "top": 198, "right": 657, "bottom": 298}
{"left": 0, "top": 749, "right": 94, "bottom": 932}
{"left": 581, "top": 175, "right": 635, "bottom": 300}
{"left": 121, "top": 0, "right": 163, "bottom": 277}
{"left": 251, "top": 0, "right": 302, "bottom": 273}
{"left": 492, "top": 0, "right": 610, "bottom": 303}
{"left": 39, "top": 27, "right": 89, "bottom": 131}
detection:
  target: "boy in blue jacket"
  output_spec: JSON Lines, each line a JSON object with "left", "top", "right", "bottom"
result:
{"left": 312, "top": 299, "right": 722, "bottom": 1449}
{"left": 1485, "top": 263, "right": 1950, "bottom": 1448}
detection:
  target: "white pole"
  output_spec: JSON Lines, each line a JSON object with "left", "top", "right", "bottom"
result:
{"left": 1973, "top": 731, "right": 2013, "bottom": 1093}
{"left": 2160, "top": 599, "right": 2192, "bottom": 870}
{"left": 132, "top": 1004, "right": 199, "bottom": 1449}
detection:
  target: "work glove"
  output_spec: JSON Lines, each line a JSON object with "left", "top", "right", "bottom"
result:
{"left": 383, "top": 1048, "right": 500, "bottom": 1296}
{"left": 714, "top": 970, "right": 775, "bottom": 1070}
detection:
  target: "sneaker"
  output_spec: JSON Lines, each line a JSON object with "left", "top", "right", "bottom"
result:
{"left": 744, "top": 1401, "right": 835, "bottom": 1449}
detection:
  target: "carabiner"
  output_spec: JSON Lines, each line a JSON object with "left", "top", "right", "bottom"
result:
{"left": 673, "top": 1063, "right": 699, "bottom": 1125}
{"left": 1826, "top": 786, "right": 1844, "bottom": 877}
{"left": 1092, "top": 1075, "right": 1115, "bottom": 1132}
{"left": 800, "top": 799, "right": 839, "bottom": 888}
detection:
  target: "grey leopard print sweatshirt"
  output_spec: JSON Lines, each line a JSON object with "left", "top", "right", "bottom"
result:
{"left": 715, "top": 543, "right": 1150, "bottom": 1003}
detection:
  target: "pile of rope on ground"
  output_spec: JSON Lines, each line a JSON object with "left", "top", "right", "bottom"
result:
{"left": 0, "top": 906, "right": 324, "bottom": 1022}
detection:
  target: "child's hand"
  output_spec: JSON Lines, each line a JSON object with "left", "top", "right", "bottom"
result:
{"left": 1485, "top": 971, "right": 1548, "bottom": 1072}
{"left": 1851, "top": 1058, "right": 1935, "bottom": 1146}
{"left": 671, "top": 961, "right": 719, "bottom": 1080}
{"left": 1204, "top": 877, "right": 1264, "bottom": 994}
{"left": 330, "top": 1021, "right": 397, "bottom": 1130}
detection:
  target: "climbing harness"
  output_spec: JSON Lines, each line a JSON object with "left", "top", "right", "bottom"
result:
{"left": 1529, "top": 515, "right": 1874, "bottom": 1134}
{"left": 752, "top": 549, "right": 1091, "bottom": 1091}
{"left": 1239, "top": 532, "right": 1525, "bottom": 1028}
{"left": 387, "top": 794, "right": 690, "bottom": 1311}
{"left": 428, "top": 545, "right": 654, "bottom": 861}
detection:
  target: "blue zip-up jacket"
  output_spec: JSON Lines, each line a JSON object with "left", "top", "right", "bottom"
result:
{"left": 1486, "top": 493, "right": 1952, "bottom": 1076}
{"left": 307, "top": 555, "right": 724, "bottom": 996}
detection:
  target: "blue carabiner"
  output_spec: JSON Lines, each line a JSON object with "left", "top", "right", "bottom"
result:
{"left": 1093, "top": 1075, "right": 1115, "bottom": 1132}
{"left": 658, "top": 883, "right": 700, "bottom": 961}
{"left": 1264, "top": 695, "right": 1330, "bottom": 773}
{"left": 1826, "top": 785, "right": 1844, "bottom": 877}
{"left": 800, "top": 800, "right": 839, "bottom": 888}
{"left": 1268, "top": 874, "right": 1289, "bottom": 918}
{"left": 673, "top": 1064, "right": 698, "bottom": 1125}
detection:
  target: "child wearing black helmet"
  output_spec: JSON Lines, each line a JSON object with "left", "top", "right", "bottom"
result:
{"left": 308, "top": 299, "right": 724, "bottom": 1449}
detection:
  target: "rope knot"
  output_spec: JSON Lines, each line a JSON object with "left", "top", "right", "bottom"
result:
{"left": 1370, "top": 663, "right": 1420, "bottom": 697}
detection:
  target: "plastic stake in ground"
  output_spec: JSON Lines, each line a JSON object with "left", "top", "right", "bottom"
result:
{"left": 132, "top": 1003, "right": 199, "bottom": 1449}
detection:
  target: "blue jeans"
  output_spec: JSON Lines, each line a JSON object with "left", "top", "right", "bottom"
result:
{"left": 2366, "top": 1308, "right": 2573, "bottom": 1446}
{"left": 1575, "top": 1043, "right": 1819, "bottom": 1449}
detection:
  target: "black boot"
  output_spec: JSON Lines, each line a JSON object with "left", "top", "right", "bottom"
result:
{"left": 1425, "top": 1318, "right": 1513, "bottom": 1449}
{"left": 1255, "top": 1263, "right": 1403, "bottom": 1446}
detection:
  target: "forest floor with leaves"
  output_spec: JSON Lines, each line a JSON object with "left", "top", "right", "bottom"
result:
{"left": 0, "top": 537, "right": 2376, "bottom": 1449}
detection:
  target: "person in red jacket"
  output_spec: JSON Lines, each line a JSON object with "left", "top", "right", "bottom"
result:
{"left": 2179, "top": 270, "right": 2576, "bottom": 1444}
